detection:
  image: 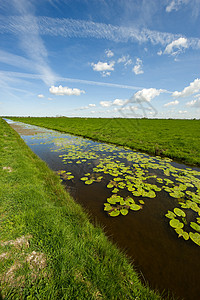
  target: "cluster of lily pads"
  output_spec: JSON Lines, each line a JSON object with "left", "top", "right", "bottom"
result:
{"left": 30, "top": 131, "right": 200, "bottom": 247}
{"left": 56, "top": 170, "right": 74, "bottom": 180}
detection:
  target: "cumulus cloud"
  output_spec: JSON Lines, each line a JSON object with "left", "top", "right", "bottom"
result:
{"left": 49, "top": 85, "right": 85, "bottom": 96}
{"left": 133, "top": 58, "right": 144, "bottom": 75}
{"left": 178, "top": 110, "right": 187, "bottom": 114}
{"left": 105, "top": 49, "right": 114, "bottom": 57}
{"left": 133, "top": 88, "right": 164, "bottom": 102}
{"left": 172, "top": 78, "right": 200, "bottom": 97}
{"left": 100, "top": 101, "right": 112, "bottom": 107}
{"left": 186, "top": 99, "right": 200, "bottom": 107}
{"left": 88, "top": 103, "right": 96, "bottom": 107}
{"left": 113, "top": 99, "right": 127, "bottom": 106}
{"left": 164, "top": 37, "right": 188, "bottom": 55}
{"left": 38, "top": 94, "right": 45, "bottom": 98}
{"left": 164, "top": 100, "right": 179, "bottom": 107}
{"left": 100, "top": 99, "right": 127, "bottom": 107}
{"left": 157, "top": 50, "right": 162, "bottom": 56}
{"left": 91, "top": 61, "right": 115, "bottom": 72}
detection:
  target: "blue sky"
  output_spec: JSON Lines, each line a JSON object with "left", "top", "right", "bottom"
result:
{"left": 0, "top": 0, "right": 200, "bottom": 118}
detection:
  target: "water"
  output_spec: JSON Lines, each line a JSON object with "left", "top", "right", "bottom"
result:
{"left": 7, "top": 119, "right": 200, "bottom": 300}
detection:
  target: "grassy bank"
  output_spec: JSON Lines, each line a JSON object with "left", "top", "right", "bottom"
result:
{"left": 0, "top": 117, "right": 161, "bottom": 299}
{"left": 9, "top": 117, "right": 200, "bottom": 166}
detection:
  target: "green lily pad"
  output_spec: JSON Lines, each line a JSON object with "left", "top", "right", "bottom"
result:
{"left": 80, "top": 177, "right": 88, "bottom": 181}
{"left": 139, "top": 200, "right": 145, "bottom": 204}
{"left": 174, "top": 208, "right": 186, "bottom": 217}
{"left": 107, "top": 183, "right": 114, "bottom": 188}
{"left": 112, "top": 188, "right": 119, "bottom": 193}
{"left": 120, "top": 209, "right": 129, "bottom": 216}
{"left": 109, "top": 210, "right": 120, "bottom": 217}
{"left": 169, "top": 219, "right": 184, "bottom": 229}
{"left": 190, "top": 222, "right": 200, "bottom": 233}
{"left": 189, "top": 232, "right": 200, "bottom": 246}
{"left": 104, "top": 203, "right": 112, "bottom": 211}
{"left": 129, "top": 204, "right": 141, "bottom": 211}
{"left": 85, "top": 180, "right": 94, "bottom": 185}
{"left": 175, "top": 228, "right": 189, "bottom": 240}
{"left": 165, "top": 211, "right": 176, "bottom": 219}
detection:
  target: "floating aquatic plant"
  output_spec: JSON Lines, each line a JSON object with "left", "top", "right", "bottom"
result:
{"left": 46, "top": 132, "right": 200, "bottom": 246}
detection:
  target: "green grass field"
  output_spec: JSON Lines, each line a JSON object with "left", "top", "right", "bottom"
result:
{"left": 0, "top": 117, "right": 162, "bottom": 299}
{"left": 9, "top": 117, "right": 200, "bottom": 166}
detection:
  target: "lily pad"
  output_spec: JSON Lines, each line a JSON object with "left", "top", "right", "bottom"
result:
{"left": 120, "top": 209, "right": 129, "bottom": 216}
{"left": 169, "top": 219, "right": 184, "bottom": 229}
{"left": 80, "top": 177, "right": 88, "bottom": 181}
{"left": 165, "top": 211, "right": 176, "bottom": 219}
{"left": 104, "top": 203, "right": 112, "bottom": 211}
{"left": 109, "top": 210, "right": 120, "bottom": 217}
{"left": 129, "top": 204, "right": 141, "bottom": 211}
{"left": 190, "top": 222, "right": 200, "bottom": 233}
{"left": 174, "top": 208, "right": 186, "bottom": 217}
{"left": 189, "top": 232, "right": 200, "bottom": 246}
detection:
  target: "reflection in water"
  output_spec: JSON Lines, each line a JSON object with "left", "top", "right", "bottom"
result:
{"left": 8, "top": 119, "right": 200, "bottom": 300}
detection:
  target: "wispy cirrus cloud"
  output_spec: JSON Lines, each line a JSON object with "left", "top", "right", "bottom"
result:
{"left": 2, "top": 0, "right": 57, "bottom": 86}
{"left": 166, "top": 0, "right": 200, "bottom": 18}
{"left": 0, "top": 70, "right": 144, "bottom": 90}
{"left": 0, "top": 16, "right": 200, "bottom": 50}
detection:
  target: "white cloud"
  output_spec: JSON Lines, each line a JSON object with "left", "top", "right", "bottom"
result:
{"left": 164, "top": 100, "right": 179, "bottom": 107}
{"left": 38, "top": 94, "right": 45, "bottom": 98}
{"left": 105, "top": 49, "right": 114, "bottom": 57}
{"left": 172, "top": 78, "right": 200, "bottom": 97}
{"left": 113, "top": 99, "right": 127, "bottom": 106}
{"left": 164, "top": 37, "right": 188, "bottom": 55}
{"left": 133, "top": 58, "right": 143, "bottom": 75}
{"left": 186, "top": 99, "right": 200, "bottom": 107}
{"left": 157, "top": 50, "right": 162, "bottom": 55}
{"left": 7, "top": 0, "right": 57, "bottom": 86}
{"left": 78, "top": 106, "right": 89, "bottom": 110}
{"left": 0, "top": 49, "right": 34, "bottom": 71}
{"left": 178, "top": 110, "right": 188, "bottom": 114}
{"left": 49, "top": 85, "right": 85, "bottom": 96}
{"left": 101, "top": 71, "right": 111, "bottom": 77}
{"left": 166, "top": 0, "right": 193, "bottom": 13}
{"left": 91, "top": 61, "right": 115, "bottom": 72}
{"left": 48, "top": 97, "right": 53, "bottom": 100}
{"left": 1, "top": 15, "right": 200, "bottom": 51}
{"left": 0, "top": 70, "right": 143, "bottom": 90}
{"left": 117, "top": 55, "right": 132, "bottom": 66}
{"left": 133, "top": 88, "right": 165, "bottom": 102}
{"left": 100, "top": 101, "right": 112, "bottom": 107}
{"left": 88, "top": 103, "right": 96, "bottom": 107}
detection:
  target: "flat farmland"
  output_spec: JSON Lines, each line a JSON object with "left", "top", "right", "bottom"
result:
{"left": 10, "top": 117, "right": 200, "bottom": 166}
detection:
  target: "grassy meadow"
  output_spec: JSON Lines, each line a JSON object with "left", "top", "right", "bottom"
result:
{"left": 0, "top": 117, "right": 162, "bottom": 299}
{"left": 9, "top": 117, "right": 200, "bottom": 166}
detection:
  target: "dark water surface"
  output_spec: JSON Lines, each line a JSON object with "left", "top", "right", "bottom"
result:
{"left": 7, "top": 119, "right": 200, "bottom": 300}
